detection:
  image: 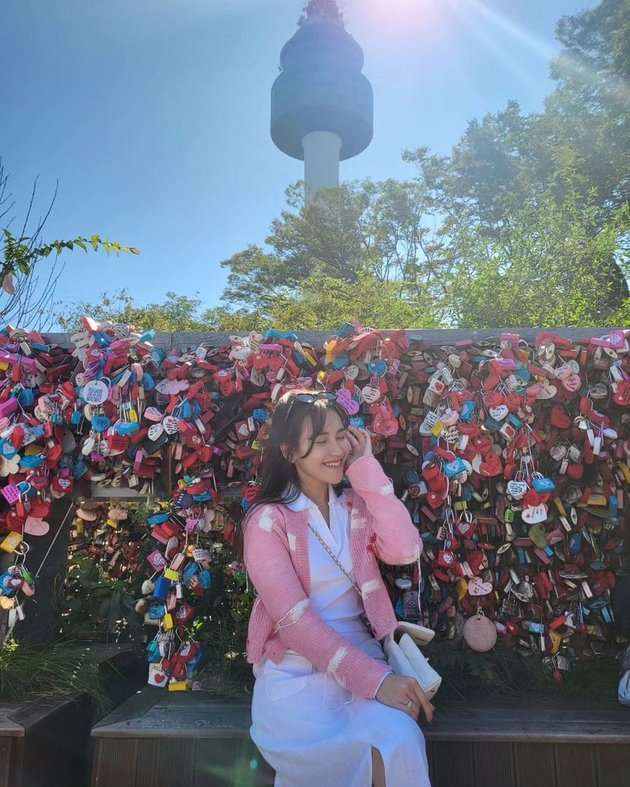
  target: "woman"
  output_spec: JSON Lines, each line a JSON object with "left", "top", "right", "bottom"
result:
{"left": 243, "top": 389, "right": 434, "bottom": 787}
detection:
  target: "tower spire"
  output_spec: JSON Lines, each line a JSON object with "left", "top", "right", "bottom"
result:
{"left": 300, "top": 0, "right": 344, "bottom": 26}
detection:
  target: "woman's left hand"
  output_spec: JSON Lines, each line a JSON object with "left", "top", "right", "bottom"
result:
{"left": 345, "top": 426, "right": 373, "bottom": 468}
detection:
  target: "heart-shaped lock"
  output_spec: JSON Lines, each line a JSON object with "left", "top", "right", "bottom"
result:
{"left": 562, "top": 374, "right": 582, "bottom": 393}
{"left": 148, "top": 423, "right": 164, "bottom": 442}
{"left": 162, "top": 416, "right": 180, "bottom": 435}
{"left": 522, "top": 503, "right": 548, "bottom": 524}
{"left": 506, "top": 480, "right": 528, "bottom": 499}
{"left": 336, "top": 388, "right": 359, "bottom": 415}
{"left": 144, "top": 407, "right": 163, "bottom": 422}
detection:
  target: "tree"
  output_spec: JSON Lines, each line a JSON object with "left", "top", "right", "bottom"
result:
{"left": 219, "top": 180, "right": 449, "bottom": 324}
{"left": 444, "top": 193, "right": 629, "bottom": 328}
{"left": 58, "top": 290, "right": 212, "bottom": 332}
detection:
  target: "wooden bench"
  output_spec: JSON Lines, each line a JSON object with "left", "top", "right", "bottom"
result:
{"left": 90, "top": 688, "right": 630, "bottom": 787}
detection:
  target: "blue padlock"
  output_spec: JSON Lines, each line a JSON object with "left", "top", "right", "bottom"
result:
{"left": 332, "top": 353, "right": 350, "bottom": 369}
{"left": 139, "top": 329, "right": 156, "bottom": 342}
{"left": 114, "top": 421, "right": 140, "bottom": 436}
{"left": 20, "top": 454, "right": 44, "bottom": 469}
{"left": 91, "top": 415, "right": 111, "bottom": 433}
{"left": 143, "top": 372, "right": 156, "bottom": 390}
{"left": 146, "top": 639, "right": 161, "bottom": 663}
{"left": 71, "top": 409, "right": 83, "bottom": 426}
{"left": 460, "top": 400, "right": 476, "bottom": 423}
{"left": 568, "top": 532, "right": 583, "bottom": 555}
{"left": 148, "top": 513, "right": 170, "bottom": 526}
{"left": 18, "top": 388, "right": 35, "bottom": 408}
{"left": 153, "top": 576, "right": 171, "bottom": 601}
{"left": 147, "top": 603, "right": 166, "bottom": 620}
{"left": 444, "top": 458, "right": 467, "bottom": 478}
{"left": 533, "top": 476, "right": 556, "bottom": 493}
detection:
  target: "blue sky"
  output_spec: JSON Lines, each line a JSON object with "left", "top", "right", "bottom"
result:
{"left": 1, "top": 0, "right": 596, "bottom": 322}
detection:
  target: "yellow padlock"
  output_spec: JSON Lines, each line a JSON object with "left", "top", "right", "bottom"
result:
{"left": 455, "top": 577, "right": 468, "bottom": 602}
{"left": 0, "top": 531, "right": 22, "bottom": 553}
{"left": 105, "top": 518, "right": 119, "bottom": 529}
{"left": 164, "top": 568, "right": 179, "bottom": 582}
{"left": 324, "top": 339, "right": 337, "bottom": 366}
{"left": 549, "top": 630, "right": 563, "bottom": 655}
{"left": 431, "top": 420, "right": 444, "bottom": 438}
{"left": 617, "top": 462, "right": 630, "bottom": 485}
{"left": 553, "top": 498, "right": 567, "bottom": 517}
{"left": 0, "top": 361, "right": 9, "bottom": 371}
{"left": 168, "top": 680, "right": 191, "bottom": 692}
{"left": 0, "top": 596, "right": 16, "bottom": 610}
{"left": 163, "top": 612, "right": 174, "bottom": 630}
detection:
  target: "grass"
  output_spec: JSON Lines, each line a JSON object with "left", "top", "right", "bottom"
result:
{"left": 0, "top": 639, "right": 111, "bottom": 713}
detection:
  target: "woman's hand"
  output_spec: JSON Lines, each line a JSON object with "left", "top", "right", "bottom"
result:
{"left": 376, "top": 674, "right": 435, "bottom": 724}
{"left": 345, "top": 426, "right": 373, "bottom": 468}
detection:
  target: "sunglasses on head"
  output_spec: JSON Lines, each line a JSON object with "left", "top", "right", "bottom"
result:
{"left": 284, "top": 391, "right": 336, "bottom": 418}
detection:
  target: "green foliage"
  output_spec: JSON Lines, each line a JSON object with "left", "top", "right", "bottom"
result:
{"left": 0, "top": 639, "right": 109, "bottom": 709}
{"left": 444, "top": 196, "right": 630, "bottom": 328}
{"left": 2, "top": 230, "right": 139, "bottom": 281}
{"left": 58, "top": 290, "right": 214, "bottom": 332}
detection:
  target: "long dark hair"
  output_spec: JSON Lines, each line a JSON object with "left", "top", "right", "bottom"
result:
{"left": 242, "top": 389, "right": 349, "bottom": 531}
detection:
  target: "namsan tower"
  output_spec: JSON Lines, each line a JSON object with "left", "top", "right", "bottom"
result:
{"left": 271, "top": 0, "right": 374, "bottom": 204}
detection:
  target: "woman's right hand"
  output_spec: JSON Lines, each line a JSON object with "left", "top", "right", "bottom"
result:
{"left": 376, "top": 674, "right": 435, "bottom": 723}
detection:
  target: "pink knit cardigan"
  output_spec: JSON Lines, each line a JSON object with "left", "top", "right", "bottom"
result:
{"left": 243, "top": 455, "right": 422, "bottom": 699}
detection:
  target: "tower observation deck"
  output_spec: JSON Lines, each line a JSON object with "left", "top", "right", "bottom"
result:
{"left": 271, "top": 1, "right": 374, "bottom": 204}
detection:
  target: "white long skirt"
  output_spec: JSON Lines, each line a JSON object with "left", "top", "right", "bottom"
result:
{"left": 250, "top": 620, "right": 432, "bottom": 787}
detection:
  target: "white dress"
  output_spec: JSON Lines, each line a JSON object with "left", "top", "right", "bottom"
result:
{"left": 250, "top": 487, "right": 432, "bottom": 787}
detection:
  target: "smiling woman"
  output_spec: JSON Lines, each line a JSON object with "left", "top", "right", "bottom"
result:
{"left": 242, "top": 389, "right": 432, "bottom": 787}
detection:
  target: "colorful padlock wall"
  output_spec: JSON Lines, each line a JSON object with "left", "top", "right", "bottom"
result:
{"left": 0, "top": 321, "right": 629, "bottom": 689}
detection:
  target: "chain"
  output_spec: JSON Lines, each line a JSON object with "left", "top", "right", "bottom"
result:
{"left": 306, "top": 521, "right": 361, "bottom": 595}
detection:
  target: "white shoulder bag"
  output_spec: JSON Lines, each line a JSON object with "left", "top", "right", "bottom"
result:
{"left": 307, "top": 522, "right": 442, "bottom": 700}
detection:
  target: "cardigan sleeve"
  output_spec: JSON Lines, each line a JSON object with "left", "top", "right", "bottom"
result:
{"left": 244, "top": 503, "right": 392, "bottom": 699}
{"left": 345, "top": 455, "right": 422, "bottom": 566}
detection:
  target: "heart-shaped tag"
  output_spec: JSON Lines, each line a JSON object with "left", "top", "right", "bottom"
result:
{"left": 162, "top": 416, "right": 180, "bottom": 435}
{"left": 468, "top": 577, "right": 493, "bottom": 596}
{"left": 489, "top": 405, "right": 508, "bottom": 421}
{"left": 361, "top": 385, "right": 381, "bottom": 404}
{"left": 144, "top": 406, "right": 163, "bottom": 422}
{"left": 24, "top": 516, "right": 50, "bottom": 536}
{"left": 148, "top": 423, "right": 164, "bottom": 442}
